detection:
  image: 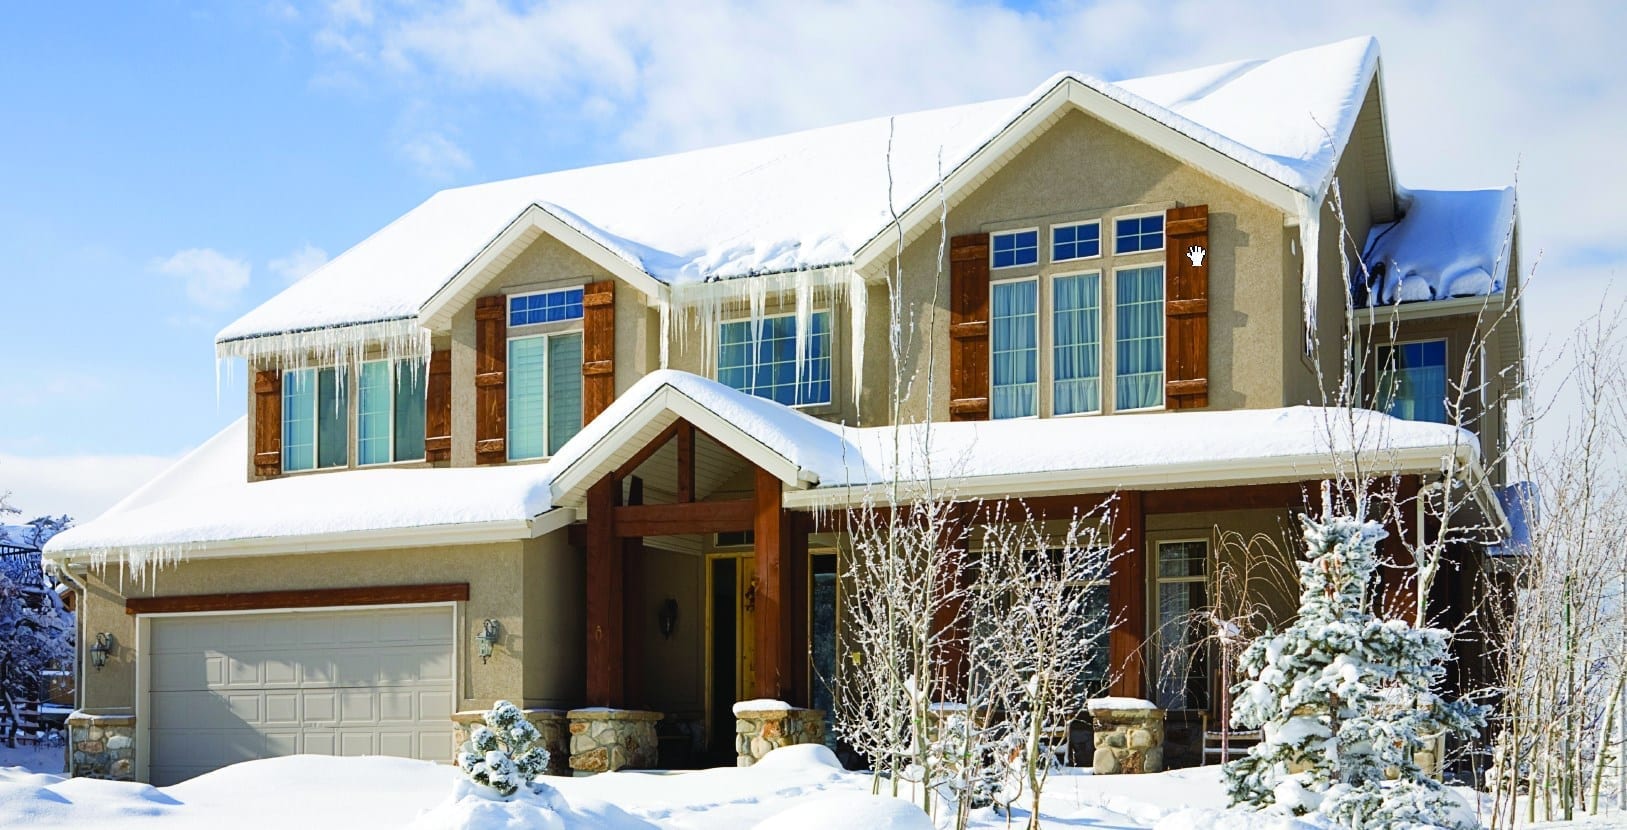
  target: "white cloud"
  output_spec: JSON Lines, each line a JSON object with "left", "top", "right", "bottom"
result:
{"left": 268, "top": 243, "right": 330, "bottom": 283}
{"left": 0, "top": 452, "right": 176, "bottom": 523}
{"left": 397, "top": 131, "right": 473, "bottom": 180}
{"left": 150, "top": 247, "right": 252, "bottom": 309}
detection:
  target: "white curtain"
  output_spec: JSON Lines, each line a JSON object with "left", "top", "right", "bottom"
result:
{"left": 507, "top": 337, "right": 547, "bottom": 461}
{"left": 357, "top": 361, "right": 391, "bottom": 465}
{"left": 1115, "top": 266, "right": 1165, "bottom": 410}
{"left": 1053, "top": 273, "right": 1101, "bottom": 414}
{"left": 991, "top": 281, "right": 1038, "bottom": 418}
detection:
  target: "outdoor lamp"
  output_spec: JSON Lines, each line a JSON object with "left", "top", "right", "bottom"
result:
{"left": 657, "top": 598, "right": 679, "bottom": 639}
{"left": 475, "top": 619, "right": 500, "bottom": 664}
{"left": 89, "top": 633, "right": 114, "bottom": 671}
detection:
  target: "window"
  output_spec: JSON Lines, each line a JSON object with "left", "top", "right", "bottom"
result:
{"left": 282, "top": 367, "right": 347, "bottom": 472}
{"left": 991, "top": 229, "right": 1039, "bottom": 269}
{"left": 1376, "top": 339, "right": 1448, "bottom": 424}
{"left": 991, "top": 279, "right": 1038, "bottom": 418}
{"left": 358, "top": 359, "right": 427, "bottom": 465}
{"left": 717, "top": 312, "right": 832, "bottom": 407}
{"left": 1115, "top": 266, "right": 1165, "bottom": 410}
{"left": 1114, "top": 214, "right": 1164, "bottom": 254}
{"left": 1051, "top": 221, "right": 1101, "bottom": 262}
{"left": 1052, "top": 273, "right": 1101, "bottom": 415}
{"left": 1154, "top": 539, "right": 1209, "bottom": 711}
{"left": 508, "top": 333, "right": 584, "bottom": 460}
{"left": 509, "top": 287, "right": 584, "bottom": 327}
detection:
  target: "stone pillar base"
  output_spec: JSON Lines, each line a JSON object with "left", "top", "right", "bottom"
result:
{"left": 733, "top": 700, "right": 825, "bottom": 767}
{"left": 1087, "top": 698, "right": 1165, "bottom": 774}
{"left": 452, "top": 708, "right": 569, "bottom": 776}
{"left": 567, "top": 708, "right": 661, "bottom": 774}
{"left": 66, "top": 710, "right": 136, "bottom": 780}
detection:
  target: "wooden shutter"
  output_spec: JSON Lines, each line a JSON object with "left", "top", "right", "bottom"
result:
{"left": 582, "top": 280, "right": 616, "bottom": 422}
{"left": 253, "top": 370, "right": 282, "bottom": 478}
{"left": 949, "top": 233, "right": 991, "bottom": 420}
{"left": 424, "top": 348, "right": 453, "bottom": 463}
{"left": 475, "top": 295, "right": 507, "bottom": 464}
{"left": 1164, "top": 204, "right": 1210, "bottom": 409}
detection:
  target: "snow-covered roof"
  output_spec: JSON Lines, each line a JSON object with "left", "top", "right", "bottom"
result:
{"left": 1355, "top": 187, "right": 1517, "bottom": 307}
{"left": 218, "top": 37, "right": 1382, "bottom": 348}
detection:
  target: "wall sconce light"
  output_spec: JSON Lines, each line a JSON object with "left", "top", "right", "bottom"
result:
{"left": 89, "top": 633, "right": 114, "bottom": 671}
{"left": 475, "top": 619, "right": 500, "bottom": 664}
{"left": 657, "top": 598, "right": 679, "bottom": 639}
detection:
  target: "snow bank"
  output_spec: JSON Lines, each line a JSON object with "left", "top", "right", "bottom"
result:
{"left": 753, "top": 793, "right": 932, "bottom": 830}
{"left": 1088, "top": 697, "right": 1160, "bottom": 711}
{"left": 731, "top": 699, "right": 792, "bottom": 716}
{"left": 407, "top": 777, "right": 651, "bottom": 830}
{"left": 1358, "top": 188, "right": 1517, "bottom": 306}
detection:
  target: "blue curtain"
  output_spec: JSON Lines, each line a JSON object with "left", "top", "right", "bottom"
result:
{"left": 991, "top": 281, "right": 1038, "bottom": 418}
{"left": 1115, "top": 267, "right": 1165, "bottom": 410}
{"left": 1053, "top": 273, "right": 1101, "bottom": 414}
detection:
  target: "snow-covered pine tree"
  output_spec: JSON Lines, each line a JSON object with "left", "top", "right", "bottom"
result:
{"left": 1225, "top": 513, "right": 1485, "bottom": 828}
{"left": 455, "top": 700, "right": 550, "bottom": 798}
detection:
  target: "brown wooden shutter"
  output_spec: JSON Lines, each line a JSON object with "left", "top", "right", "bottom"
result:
{"left": 949, "top": 233, "right": 991, "bottom": 420}
{"left": 582, "top": 280, "right": 616, "bottom": 422}
{"left": 424, "top": 348, "right": 453, "bottom": 463}
{"left": 475, "top": 295, "right": 508, "bottom": 464}
{"left": 1164, "top": 204, "right": 1210, "bottom": 409}
{"left": 253, "top": 369, "right": 282, "bottom": 478}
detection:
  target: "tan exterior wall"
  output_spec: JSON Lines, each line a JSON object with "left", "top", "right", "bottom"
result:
{"left": 522, "top": 532, "right": 586, "bottom": 708}
{"left": 1146, "top": 507, "right": 1303, "bottom": 629}
{"left": 632, "top": 547, "right": 705, "bottom": 719}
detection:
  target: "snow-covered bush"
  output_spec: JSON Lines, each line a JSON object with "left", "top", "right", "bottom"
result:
{"left": 1224, "top": 514, "right": 1485, "bottom": 828}
{"left": 454, "top": 700, "right": 550, "bottom": 799}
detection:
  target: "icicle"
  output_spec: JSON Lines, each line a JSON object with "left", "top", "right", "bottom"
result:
{"left": 848, "top": 269, "right": 867, "bottom": 413}
{"left": 794, "top": 268, "right": 814, "bottom": 389}
{"left": 87, "top": 541, "right": 198, "bottom": 587}
{"left": 658, "top": 302, "right": 671, "bottom": 369}
{"left": 1295, "top": 191, "right": 1324, "bottom": 356}
{"left": 214, "top": 317, "right": 432, "bottom": 381}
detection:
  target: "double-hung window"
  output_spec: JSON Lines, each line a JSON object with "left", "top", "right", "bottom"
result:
{"left": 507, "top": 288, "right": 585, "bottom": 461}
{"left": 1052, "top": 273, "right": 1101, "bottom": 415}
{"left": 358, "top": 359, "right": 427, "bottom": 465}
{"left": 991, "top": 279, "right": 1039, "bottom": 418}
{"left": 1376, "top": 339, "right": 1448, "bottom": 423}
{"left": 1115, "top": 266, "right": 1165, "bottom": 410}
{"left": 283, "top": 367, "right": 347, "bottom": 472}
{"left": 717, "top": 311, "right": 832, "bottom": 406}
{"left": 1154, "top": 539, "right": 1209, "bottom": 711}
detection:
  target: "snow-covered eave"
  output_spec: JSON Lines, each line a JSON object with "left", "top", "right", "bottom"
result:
{"left": 850, "top": 72, "right": 1332, "bottom": 276}
{"left": 418, "top": 202, "right": 670, "bottom": 333}
{"left": 1354, "top": 291, "right": 1508, "bottom": 323}
{"left": 44, "top": 508, "right": 578, "bottom": 568}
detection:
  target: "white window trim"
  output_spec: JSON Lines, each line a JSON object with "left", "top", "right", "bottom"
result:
{"left": 1050, "top": 219, "right": 1104, "bottom": 264}
{"left": 1112, "top": 211, "right": 1167, "bottom": 256}
{"left": 989, "top": 226, "right": 1042, "bottom": 271}
{"left": 281, "top": 366, "right": 345, "bottom": 474}
{"left": 1048, "top": 269, "right": 1104, "bottom": 417}
{"left": 506, "top": 331, "right": 581, "bottom": 462}
{"left": 507, "top": 285, "right": 585, "bottom": 328}
{"left": 1110, "top": 263, "right": 1167, "bottom": 413}
{"left": 1373, "top": 336, "right": 1449, "bottom": 417}
{"left": 988, "top": 275, "right": 1042, "bottom": 420}
{"left": 714, "top": 309, "right": 835, "bottom": 410}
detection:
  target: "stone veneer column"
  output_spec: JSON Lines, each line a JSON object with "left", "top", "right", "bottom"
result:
{"left": 1087, "top": 698, "right": 1165, "bottom": 774}
{"left": 451, "top": 708, "right": 570, "bottom": 776}
{"left": 66, "top": 710, "right": 136, "bottom": 780}
{"left": 732, "top": 700, "right": 825, "bottom": 767}
{"left": 566, "top": 708, "right": 661, "bottom": 774}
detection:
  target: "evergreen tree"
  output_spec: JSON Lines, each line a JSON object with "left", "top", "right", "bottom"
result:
{"left": 1225, "top": 514, "right": 1485, "bottom": 828}
{"left": 455, "top": 700, "right": 550, "bottom": 798}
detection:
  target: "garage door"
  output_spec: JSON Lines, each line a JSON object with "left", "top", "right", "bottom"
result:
{"left": 147, "top": 606, "right": 456, "bottom": 785}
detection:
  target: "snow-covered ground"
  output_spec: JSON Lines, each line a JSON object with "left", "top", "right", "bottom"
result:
{"left": 0, "top": 747, "right": 1614, "bottom": 829}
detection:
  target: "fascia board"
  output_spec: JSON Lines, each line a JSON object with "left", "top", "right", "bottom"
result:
{"left": 419, "top": 204, "right": 668, "bottom": 331}
{"left": 44, "top": 518, "right": 536, "bottom": 566}
{"left": 1356, "top": 293, "right": 1507, "bottom": 325}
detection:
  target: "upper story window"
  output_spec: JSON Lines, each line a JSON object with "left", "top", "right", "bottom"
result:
{"left": 1052, "top": 272, "right": 1102, "bottom": 415}
{"left": 991, "top": 229, "right": 1039, "bottom": 269}
{"left": 1114, "top": 214, "right": 1165, "bottom": 254}
{"left": 358, "top": 359, "right": 427, "bottom": 465}
{"left": 1052, "top": 221, "right": 1101, "bottom": 262}
{"left": 1115, "top": 266, "right": 1166, "bottom": 411}
{"left": 717, "top": 311, "right": 832, "bottom": 407}
{"left": 509, "top": 287, "right": 584, "bottom": 327}
{"left": 991, "top": 279, "right": 1039, "bottom": 418}
{"left": 508, "top": 332, "right": 584, "bottom": 460}
{"left": 283, "top": 367, "right": 347, "bottom": 472}
{"left": 1376, "top": 339, "right": 1448, "bottom": 423}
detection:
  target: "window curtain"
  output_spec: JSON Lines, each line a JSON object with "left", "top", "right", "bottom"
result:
{"left": 393, "top": 359, "right": 427, "bottom": 461}
{"left": 1381, "top": 340, "right": 1448, "bottom": 423}
{"left": 282, "top": 369, "right": 315, "bottom": 472}
{"left": 1053, "top": 273, "right": 1101, "bottom": 414}
{"left": 991, "top": 280, "right": 1038, "bottom": 418}
{"left": 507, "top": 338, "right": 546, "bottom": 460}
{"left": 315, "top": 367, "right": 348, "bottom": 469}
{"left": 1115, "top": 266, "right": 1165, "bottom": 410}
{"left": 358, "top": 361, "right": 392, "bottom": 465}
{"left": 547, "top": 333, "right": 584, "bottom": 455}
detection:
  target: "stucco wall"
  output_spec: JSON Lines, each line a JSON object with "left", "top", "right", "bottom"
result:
{"left": 522, "top": 532, "right": 586, "bottom": 708}
{"left": 632, "top": 547, "right": 705, "bottom": 719}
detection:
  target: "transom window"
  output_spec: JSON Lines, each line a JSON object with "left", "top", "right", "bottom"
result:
{"left": 1114, "top": 214, "right": 1165, "bottom": 254}
{"left": 717, "top": 312, "right": 832, "bottom": 407}
{"left": 1052, "top": 221, "right": 1101, "bottom": 262}
{"left": 509, "top": 287, "right": 584, "bottom": 327}
{"left": 1376, "top": 339, "right": 1448, "bottom": 424}
{"left": 1154, "top": 539, "right": 1209, "bottom": 711}
{"left": 991, "top": 229, "right": 1039, "bottom": 269}
{"left": 991, "top": 279, "right": 1039, "bottom": 418}
{"left": 283, "top": 367, "right": 347, "bottom": 472}
{"left": 508, "top": 333, "right": 584, "bottom": 460}
{"left": 1114, "top": 266, "right": 1165, "bottom": 410}
{"left": 358, "top": 359, "right": 427, "bottom": 465}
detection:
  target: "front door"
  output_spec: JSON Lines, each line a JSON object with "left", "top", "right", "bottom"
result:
{"left": 707, "top": 554, "right": 757, "bottom": 756}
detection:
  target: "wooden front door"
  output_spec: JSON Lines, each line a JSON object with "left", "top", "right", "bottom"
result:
{"left": 707, "top": 553, "right": 758, "bottom": 754}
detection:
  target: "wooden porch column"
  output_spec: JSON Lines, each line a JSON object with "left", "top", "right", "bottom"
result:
{"left": 586, "top": 476, "right": 625, "bottom": 707}
{"left": 753, "top": 468, "right": 794, "bottom": 702}
{"left": 931, "top": 504, "right": 970, "bottom": 701}
{"left": 1379, "top": 475, "right": 1422, "bottom": 620}
{"left": 1107, "top": 490, "right": 1146, "bottom": 699}
{"left": 788, "top": 512, "right": 810, "bottom": 707}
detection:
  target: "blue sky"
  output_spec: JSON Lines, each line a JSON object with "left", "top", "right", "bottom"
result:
{"left": 0, "top": 0, "right": 1619, "bottom": 519}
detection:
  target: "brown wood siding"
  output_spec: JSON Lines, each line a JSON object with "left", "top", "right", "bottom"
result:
{"left": 424, "top": 348, "right": 453, "bottom": 463}
{"left": 582, "top": 280, "right": 616, "bottom": 423}
{"left": 949, "top": 233, "right": 991, "bottom": 420}
{"left": 1107, "top": 490, "right": 1147, "bottom": 698}
{"left": 475, "top": 295, "right": 508, "bottom": 464}
{"left": 126, "top": 583, "right": 469, "bottom": 615}
{"left": 253, "top": 370, "right": 282, "bottom": 477}
{"left": 1164, "top": 205, "right": 1210, "bottom": 409}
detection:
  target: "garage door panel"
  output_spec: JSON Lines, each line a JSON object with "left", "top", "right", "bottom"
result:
{"left": 420, "top": 690, "right": 454, "bottom": 720}
{"left": 265, "top": 693, "right": 299, "bottom": 724}
{"left": 379, "top": 731, "right": 414, "bottom": 757}
{"left": 302, "top": 690, "right": 338, "bottom": 723}
{"left": 227, "top": 656, "right": 261, "bottom": 686}
{"left": 303, "top": 731, "right": 336, "bottom": 756}
{"left": 340, "top": 732, "right": 374, "bottom": 757}
{"left": 225, "top": 693, "right": 261, "bottom": 725}
{"left": 378, "top": 691, "right": 413, "bottom": 722}
{"left": 264, "top": 731, "right": 299, "bottom": 756}
{"left": 340, "top": 691, "right": 375, "bottom": 725}
{"left": 337, "top": 654, "right": 380, "bottom": 686}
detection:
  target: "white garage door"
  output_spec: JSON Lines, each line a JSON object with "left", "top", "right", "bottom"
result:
{"left": 147, "top": 605, "right": 456, "bottom": 785}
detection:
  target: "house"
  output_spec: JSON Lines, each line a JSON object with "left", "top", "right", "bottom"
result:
{"left": 44, "top": 36, "right": 1521, "bottom": 785}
